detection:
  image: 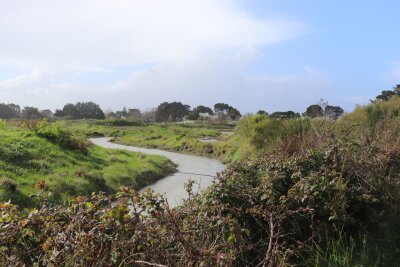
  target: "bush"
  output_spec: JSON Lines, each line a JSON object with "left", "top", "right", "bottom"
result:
{"left": 0, "top": 140, "right": 34, "bottom": 163}
{"left": 233, "top": 115, "right": 312, "bottom": 158}
{"left": 96, "top": 118, "right": 143, "bottom": 126}
{"left": 0, "top": 119, "right": 6, "bottom": 129}
{"left": 0, "top": 178, "right": 17, "bottom": 193}
{"left": 35, "top": 120, "right": 89, "bottom": 153}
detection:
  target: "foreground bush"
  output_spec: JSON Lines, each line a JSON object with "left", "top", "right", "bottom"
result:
{"left": 1, "top": 126, "right": 399, "bottom": 266}
{"left": 0, "top": 188, "right": 237, "bottom": 266}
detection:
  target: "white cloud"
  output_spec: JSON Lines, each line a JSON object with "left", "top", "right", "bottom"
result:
{"left": 0, "top": 0, "right": 313, "bottom": 111}
{"left": 0, "top": 0, "right": 303, "bottom": 68}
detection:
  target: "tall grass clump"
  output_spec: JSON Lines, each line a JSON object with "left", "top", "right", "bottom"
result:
{"left": 0, "top": 120, "right": 6, "bottom": 129}
{"left": 343, "top": 96, "right": 400, "bottom": 131}
{"left": 311, "top": 232, "right": 382, "bottom": 267}
{"left": 35, "top": 120, "right": 90, "bottom": 153}
{"left": 233, "top": 114, "right": 313, "bottom": 158}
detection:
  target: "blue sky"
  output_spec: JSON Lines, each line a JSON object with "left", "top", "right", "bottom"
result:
{"left": 244, "top": 1, "right": 400, "bottom": 102}
{"left": 0, "top": 0, "right": 399, "bottom": 113}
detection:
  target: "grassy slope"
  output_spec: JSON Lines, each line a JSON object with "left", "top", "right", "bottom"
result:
{"left": 0, "top": 126, "right": 176, "bottom": 208}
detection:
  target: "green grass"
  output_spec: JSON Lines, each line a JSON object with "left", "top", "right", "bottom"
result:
{"left": 0, "top": 125, "right": 176, "bottom": 208}
{"left": 54, "top": 120, "right": 236, "bottom": 160}
{"left": 113, "top": 124, "right": 234, "bottom": 159}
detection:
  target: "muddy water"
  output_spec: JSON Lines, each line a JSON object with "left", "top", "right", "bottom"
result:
{"left": 90, "top": 137, "right": 225, "bottom": 207}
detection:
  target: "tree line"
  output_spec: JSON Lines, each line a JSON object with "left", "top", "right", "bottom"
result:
{"left": 0, "top": 102, "right": 106, "bottom": 120}
{"left": 153, "top": 102, "right": 242, "bottom": 122}
{"left": 2, "top": 84, "right": 397, "bottom": 121}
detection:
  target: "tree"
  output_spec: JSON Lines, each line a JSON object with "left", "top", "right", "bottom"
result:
{"left": 155, "top": 102, "right": 190, "bottom": 122}
{"left": 213, "top": 103, "right": 241, "bottom": 120}
{"left": 55, "top": 102, "right": 105, "bottom": 119}
{"left": 40, "top": 109, "right": 53, "bottom": 118}
{"left": 54, "top": 109, "right": 65, "bottom": 118}
{"left": 270, "top": 111, "right": 300, "bottom": 119}
{"left": 256, "top": 110, "right": 268, "bottom": 116}
{"left": 21, "top": 106, "right": 41, "bottom": 120}
{"left": 60, "top": 103, "right": 79, "bottom": 118}
{"left": 75, "top": 102, "right": 105, "bottom": 119}
{"left": 187, "top": 105, "right": 214, "bottom": 120}
{"left": 227, "top": 107, "right": 241, "bottom": 120}
{"left": 324, "top": 105, "right": 344, "bottom": 120}
{"left": 375, "top": 84, "right": 400, "bottom": 101}
{"left": 0, "top": 103, "right": 20, "bottom": 119}
{"left": 193, "top": 105, "right": 213, "bottom": 115}
{"left": 214, "top": 103, "right": 230, "bottom": 116}
{"left": 304, "top": 104, "right": 324, "bottom": 118}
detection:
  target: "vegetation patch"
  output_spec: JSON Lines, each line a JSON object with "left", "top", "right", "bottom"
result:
{"left": 0, "top": 124, "right": 176, "bottom": 208}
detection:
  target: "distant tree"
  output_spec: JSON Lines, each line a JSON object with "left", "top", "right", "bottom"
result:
{"left": 214, "top": 103, "right": 230, "bottom": 116}
{"left": 40, "top": 109, "right": 53, "bottom": 118}
{"left": 187, "top": 105, "right": 214, "bottom": 120}
{"left": 186, "top": 112, "right": 199, "bottom": 120}
{"left": 155, "top": 102, "right": 190, "bottom": 122}
{"left": 256, "top": 110, "right": 268, "bottom": 116}
{"left": 75, "top": 102, "right": 105, "bottom": 119}
{"left": 375, "top": 84, "right": 400, "bottom": 101}
{"left": 304, "top": 104, "right": 324, "bottom": 118}
{"left": 270, "top": 111, "right": 300, "bottom": 119}
{"left": 193, "top": 105, "right": 213, "bottom": 115}
{"left": 0, "top": 103, "right": 20, "bottom": 119}
{"left": 21, "top": 106, "right": 41, "bottom": 120}
{"left": 376, "top": 90, "right": 396, "bottom": 101}
{"left": 60, "top": 103, "right": 79, "bottom": 118}
{"left": 227, "top": 107, "right": 241, "bottom": 120}
{"left": 324, "top": 105, "right": 344, "bottom": 120}
{"left": 213, "top": 103, "right": 241, "bottom": 120}
{"left": 54, "top": 109, "right": 65, "bottom": 118}
{"left": 56, "top": 102, "right": 105, "bottom": 119}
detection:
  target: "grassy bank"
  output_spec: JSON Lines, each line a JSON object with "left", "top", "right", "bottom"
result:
{"left": 53, "top": 120, "right": 237, "bottom": 160}
{"left": 113, "top": 124, "right": 235, "bottom": 160}
{"left": 0, "top": 122, "right": 176, "bottom": 208}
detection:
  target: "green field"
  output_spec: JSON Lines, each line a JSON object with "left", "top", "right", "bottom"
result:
{"left": 0, "top": 123, "right": 176, "bottom": 208}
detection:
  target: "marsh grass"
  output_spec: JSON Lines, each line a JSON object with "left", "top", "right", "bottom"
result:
{"left": 0, "top": 125, "right": 176, "bottom": 208}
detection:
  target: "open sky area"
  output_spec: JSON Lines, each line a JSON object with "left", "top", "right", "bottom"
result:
{"left": 0, "top": 0, "right": 399, "bottom": 113}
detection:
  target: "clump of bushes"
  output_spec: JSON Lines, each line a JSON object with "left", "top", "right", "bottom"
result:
{"left": 96, "top": 118, "right": 143, "bottom": 126}
{"left": 35, "top": 120, "right": 90, "bottom": 153}
{"left": 0, "top": 139, "right": 35, "bottom": 164}
{"left": 0, "top": 120, "right": 6, "bottom": 129}
{"left": 0, "top": 178, "right": 17, "bottom": 193}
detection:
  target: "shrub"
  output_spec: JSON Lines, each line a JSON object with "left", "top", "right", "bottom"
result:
{"left": 0, "top": 119, "right": 6, "bottom": 129}
{"left": 0, "top": 178, "right": 17, "bottom": 193}
{"left": 35, "top": 120, "right": 89, "bottom": 153}
{"left": 83, "top": 172, "right": 107, "bottom": 187}
{"left": 96, "top": 118, "right": 143, "bottom": 126}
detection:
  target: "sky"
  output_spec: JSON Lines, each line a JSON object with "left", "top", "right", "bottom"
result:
{"left": 0, "top": 0, "right": 399, "bottom": 113}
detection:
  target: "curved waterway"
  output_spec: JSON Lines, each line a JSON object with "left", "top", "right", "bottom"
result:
{"left": 90, "top": 137, "right": 225, "bottom": 207}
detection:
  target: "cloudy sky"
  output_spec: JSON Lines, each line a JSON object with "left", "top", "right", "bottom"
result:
{"left": 0, "top": 0, "right": 399, "bottom": 113}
